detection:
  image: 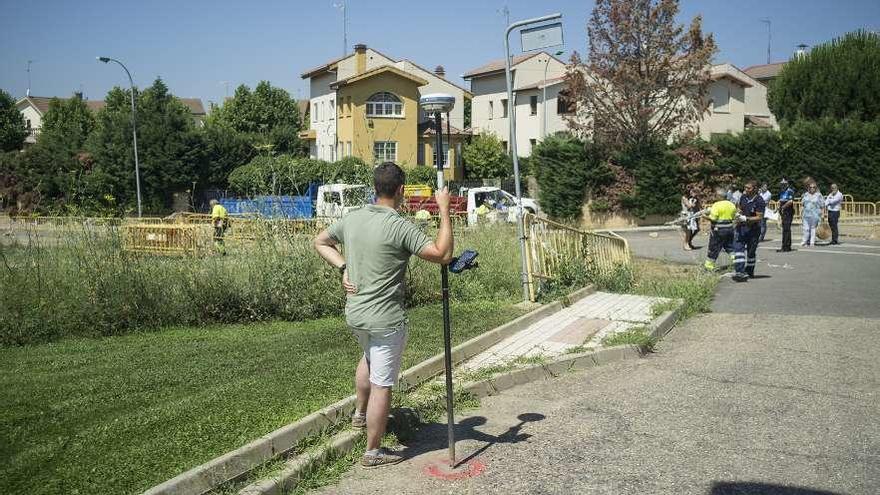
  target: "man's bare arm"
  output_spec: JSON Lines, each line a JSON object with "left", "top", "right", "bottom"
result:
{"left": 313, "top": 230, "right": 345, "bottom": 268}
{"left": 417, "top": 187, "right": 454, "bottom": 265}
{"left": 313, "top": 230, "right": 357, "bottom": 294}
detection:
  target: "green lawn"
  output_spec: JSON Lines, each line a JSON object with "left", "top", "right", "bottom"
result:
{"left": 0, "top": 300, "right": 525, "bottom": 495}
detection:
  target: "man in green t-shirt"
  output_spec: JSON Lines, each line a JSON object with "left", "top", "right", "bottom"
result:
{"left": 313, "top": 162, "right": 454, "bottom": 467}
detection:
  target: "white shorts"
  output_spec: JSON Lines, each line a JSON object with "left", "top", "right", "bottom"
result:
{"left": 351, "top": 323, "right": 409, "bottom": 387}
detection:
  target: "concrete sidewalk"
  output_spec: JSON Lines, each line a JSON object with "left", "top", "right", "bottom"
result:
{"left": 313, "top": 313, "right": 879, "bottom": 495}
{"left": 461, "top": 291, "right": 669, "bottom": 371}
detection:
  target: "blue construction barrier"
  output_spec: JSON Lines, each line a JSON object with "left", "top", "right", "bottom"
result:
{"left": 219, "top": 195, "right": 314, "bottom": 219}
{"left": 219, "top": 184, "right": 320, "bottom": 219}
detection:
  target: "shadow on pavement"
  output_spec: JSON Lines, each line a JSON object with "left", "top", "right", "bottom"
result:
{"left": 710, "top": 481, "right": 843, "bottom": 495}
{"left": 389, "top": 411, "right": 546, "bottom": 468}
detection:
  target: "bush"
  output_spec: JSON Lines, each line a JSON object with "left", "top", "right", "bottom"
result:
{"left": 616, "top": 141, "right": 682, "bottom": 217}
{"left": 404, "top": 165, "right": 438, "bottom": 187}
{"left": 227, "top": 155, "right": 374, "bottom": 196}
{"left": 712, "top": 120, "right": 880, "bottom": 199}
{"left": 532, "top": 134, "right": 605, "bottom": 220}
{"left": 463, "top": 133, "right": 508, "bottom": 179}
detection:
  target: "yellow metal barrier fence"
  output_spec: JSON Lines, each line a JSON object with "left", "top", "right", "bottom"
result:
{"left": 122, "top": 224, "right": 199, "bottom": 255}
{"left": 523, "top": 214, "right": 632, "bottom": 302}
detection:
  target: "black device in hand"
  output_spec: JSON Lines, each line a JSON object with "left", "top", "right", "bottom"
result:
{"left": 449, "top": 249, "right": 479, "bottom": 274}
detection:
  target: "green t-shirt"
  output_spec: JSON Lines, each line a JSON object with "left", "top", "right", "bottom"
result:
{"left": 327, "top": 205, "right": 432, "bottom": 330}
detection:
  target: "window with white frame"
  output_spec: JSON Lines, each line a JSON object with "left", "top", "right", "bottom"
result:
{"left": 530, "top": 96, "right": 538, "bottom": 116}
{"left": 373, "top": 141, "right": 397, "bottom": 163}
{"left": 312, "top": 103, "right": 316, "bottom": 122}
{"left": 433, "top": 142, "right": 450, "bottom": 168}
{"left": 329, "top": 99, "right": 335, "bottom": 119}
{"left": 489, "top": 100, "right": 494, "bottom": 119}
{"left": 501, "top": 98, "right": 508, "bottom": 118}
{"left": 366, "top": 92, "right": 403, "bottom": 117}
{"left": 346, "top": 141, "right": 352, "bottom": 157}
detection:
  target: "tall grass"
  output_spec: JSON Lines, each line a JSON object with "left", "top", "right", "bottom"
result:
{"left": 0, "top": 223, "right": 522, "bottom": 346}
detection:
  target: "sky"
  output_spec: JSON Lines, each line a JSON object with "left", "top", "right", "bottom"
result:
{"left": 2, "top": 0, "right": 879, "bottom": 108}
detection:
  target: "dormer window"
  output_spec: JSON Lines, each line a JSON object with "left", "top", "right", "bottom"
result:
{"left": 366, "top": 92, "right": 403, "bottom": 118}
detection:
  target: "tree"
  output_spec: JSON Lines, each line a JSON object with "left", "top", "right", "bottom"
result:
{"left": 0, "top": 89, "right": 26, "bottom": 152}
{"left": 213, "top": 81, "right": 303, "bottom": 154}
{"left": 463, "top": 133, "right": 509, "bottom": 179}
{"left": 769, "top": 31, "right": 880, "bottom": 122}
{"left": 567, "top": 0, "right": 716, "bottom": 147}
{"left": 15, "top": 96, "right": 97, "bottom": 204}
{"left": 85, "top": 78, "right": 203, "bottom": 212}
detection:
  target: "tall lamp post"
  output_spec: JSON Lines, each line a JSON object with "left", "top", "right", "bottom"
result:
{"left": 97, "top": 56, "right": 142, "bottom": 217}
{"left": 542, "top": 50, "right": 565, "bottom": 139}
{"left": 504, "top": 13, "right": 563, "bottom": 302}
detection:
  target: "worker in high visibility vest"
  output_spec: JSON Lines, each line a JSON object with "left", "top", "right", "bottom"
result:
{"left": 210, "top": 199, "right": 228, "bottom": 255}
{"left": 704, "top": 187, "right": 737, "bottom": 271}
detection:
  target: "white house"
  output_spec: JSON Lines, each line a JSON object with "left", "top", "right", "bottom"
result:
{"left": 465, "top": 53, "right": 779, "bottom": 150}
{"left": 463, "top": 52, "right": 568, "bottom": 157}
{"left": 698, "top": 64, "right": 778, "bottom": 139}
{"left": 16, "top": 94, "right": 206, "bottom": 146}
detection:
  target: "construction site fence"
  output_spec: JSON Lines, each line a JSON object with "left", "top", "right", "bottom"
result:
{"left": 121, "top": 224, "right": 199, "bottom": 255}
{"left": 524, "top": 214, "right": 632, "bottom": 302}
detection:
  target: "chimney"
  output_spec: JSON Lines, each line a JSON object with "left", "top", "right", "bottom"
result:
{"left": 434, "top": 65, "right": 446, "bottom": 78}
{"left": 795, "top": 43, "right": 809, "bottom": 59}
{"left": 354, "top": 44, "right": 367, "bottom": 75}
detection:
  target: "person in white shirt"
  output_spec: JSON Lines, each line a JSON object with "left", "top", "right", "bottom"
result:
{"left": 759, "top": 183, "right": 772, "bottom": 241}
{"left": 825, "top": 183, "right": 843, "bottom": 245}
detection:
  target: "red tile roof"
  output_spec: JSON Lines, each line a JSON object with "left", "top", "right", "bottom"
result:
{"left": 418, "top": 121, "right": 470, "bottom": 136}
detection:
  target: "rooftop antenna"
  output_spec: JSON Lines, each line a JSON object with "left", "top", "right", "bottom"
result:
{"left": 498, "top": 5, "right": 510, "bottom": 26}
{"left": 759, "top": 18, "right": 771, "bottom": 64}
{"left": 333, "top": 1, "right": 348, "bottom": 56}
{"left": 26, "top": 60, "right": 34, "bottom": 96}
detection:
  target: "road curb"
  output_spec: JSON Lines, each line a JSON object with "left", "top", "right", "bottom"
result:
{"left": 238, "top": 430, "right": 363, "bottom": 495}
{"left": 141, "top": 286, "right": 595, "bottom": 495}
{"left": 220, "top": 295, "right": 684, "bottom": 495}
{"left": 462, "top": 299, "right": 685, "bottom": 399}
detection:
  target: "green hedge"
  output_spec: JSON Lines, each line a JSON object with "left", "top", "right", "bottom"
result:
{"left": 712, "top": 119, "right": 880, "bottom": 199}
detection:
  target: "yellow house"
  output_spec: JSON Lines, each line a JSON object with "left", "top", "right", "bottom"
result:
{"left": 331, "top": 65, "right": 426, "bottom": 167}
{"left": 300, "top": 44, "right": 471, "bottom": 181}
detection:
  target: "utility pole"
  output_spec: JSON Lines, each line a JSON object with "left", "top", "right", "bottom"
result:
{"left": 333, "top": 1, "right": 348, "bottom": 56}
{"left": 26, "top": 60, "right": 34, "bottom": 96}
{"left": 760, "top": 18, "right": 772, "bottom": 63}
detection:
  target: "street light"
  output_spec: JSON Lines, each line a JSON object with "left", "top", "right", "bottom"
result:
{"left": 542, "top": 50, "right": 565, "bottom": 139}
{"left": 97, "top": 56, "right": 142, "bottom": 217}
{"left": 504, "top": 13, "right": 563, "bottom": 302}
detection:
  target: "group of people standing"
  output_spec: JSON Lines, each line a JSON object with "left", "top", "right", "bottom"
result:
{"left": 773, "top": 179, "right": 843, "bottom": 251}
{"left": 679, "top": 178, "right": 845, "bottom": 283}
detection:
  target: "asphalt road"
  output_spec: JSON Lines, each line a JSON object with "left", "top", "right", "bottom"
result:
{"left": 313, "top": 225, "right": 880, "bottom": 495}
{"left": 618, "top": 228, "right": 880, "bottom": 318}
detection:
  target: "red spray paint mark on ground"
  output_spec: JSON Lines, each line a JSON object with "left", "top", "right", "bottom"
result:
{"left": 422, "top": 457, "right": 487, "bottom": 480}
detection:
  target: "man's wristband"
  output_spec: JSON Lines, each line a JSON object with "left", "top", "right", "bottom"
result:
{"left": 338, "top": 263, "right": 346, "bottom": 275}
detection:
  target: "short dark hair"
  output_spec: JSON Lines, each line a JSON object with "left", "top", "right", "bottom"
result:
{"left": 374, "top": 162, "right": 406, "bottom": 198}
{"left": 745, "top": 180, "right": 758, "bottom": 189}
